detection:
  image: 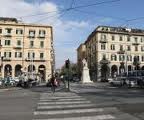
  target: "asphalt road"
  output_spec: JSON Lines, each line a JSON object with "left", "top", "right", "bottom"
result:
{"left": 0, "top": 88, "right": 39, "bottom": 120}
{"left": 0, "top": 83, "right": 144, "bottom": 120}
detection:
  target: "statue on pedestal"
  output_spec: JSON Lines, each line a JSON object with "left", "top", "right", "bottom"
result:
{"left": 81, "top": 58, "right": 92, "bottom": 83}
{"left": 82, "top": 58, "right": 88, "bottom": 69}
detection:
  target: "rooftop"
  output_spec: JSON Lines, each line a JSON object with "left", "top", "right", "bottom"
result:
{"left": 0, "top": 17, "right": 18, "bottom": 23}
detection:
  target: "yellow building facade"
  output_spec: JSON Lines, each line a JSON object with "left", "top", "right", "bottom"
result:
{"left": 77, "top": 26, "right": 144, "bottom": 81}
{"left": 0, "top": 17, "right": 54, "bottom": 81}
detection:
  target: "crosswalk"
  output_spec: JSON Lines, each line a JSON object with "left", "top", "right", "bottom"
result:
{"left": 33, "top": 92, "right": 139, "bottom": 120}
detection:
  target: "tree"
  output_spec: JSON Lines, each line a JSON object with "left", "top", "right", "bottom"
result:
{"left": 100, "top": 56, "right": 110, "bottom": 82}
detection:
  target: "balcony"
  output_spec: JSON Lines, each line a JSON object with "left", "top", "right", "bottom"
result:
{"left": 132, "top": 42, "right": 140, "bottom": 45}
{"left": 99, "top": 39, "right": 108, "bottom": 43}
{"left": 117, "top": 49, "right": 125, "bottom": 54}
{"left": 13, "top": 46, "right": 22, "bottom": 49}
{"left": 25, "top": 58, "right": 45, "bottom": 62}
{"left": 38, "top": 34, "right": 45, "bottom": 38}
{"left": 4, "top": 33, "right": 12, "bottom": 37}
{"left": 3, "top": 57, "right": 11, "bottom": 61}
{"left": 28, "top": 34, "right": 35, "bottom": 38}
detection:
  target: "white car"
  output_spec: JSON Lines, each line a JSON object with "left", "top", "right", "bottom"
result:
{"left": 109, "top": 77, "right": 123, "bottom": 86}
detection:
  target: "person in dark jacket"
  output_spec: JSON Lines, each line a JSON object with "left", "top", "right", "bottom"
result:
{"left": 50, "top": 75, "right": 57, "bottom": 93}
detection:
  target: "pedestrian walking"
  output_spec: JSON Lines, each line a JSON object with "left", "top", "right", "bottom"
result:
{"left": 50, "top": 75, "right": 58, "bottom": 93}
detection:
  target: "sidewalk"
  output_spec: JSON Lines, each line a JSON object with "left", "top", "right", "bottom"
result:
{"left": 68, "top": 82, "right": 109, "bottom": 94}
{"left": 0, "top": 87, "right": 22, "bottom": 92}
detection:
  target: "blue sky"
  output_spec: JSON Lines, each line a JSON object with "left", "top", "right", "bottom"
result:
{"left": 1, "top": 0, "right": 144, "bottom": 68}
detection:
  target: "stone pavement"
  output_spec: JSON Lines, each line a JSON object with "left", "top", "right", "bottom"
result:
{"left": 33, "top": 90, "right": 139, "bottom": 120}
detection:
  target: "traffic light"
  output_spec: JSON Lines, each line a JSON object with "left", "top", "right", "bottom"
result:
{"left": 65, "top": 59, "right": 70, "bottom": 69}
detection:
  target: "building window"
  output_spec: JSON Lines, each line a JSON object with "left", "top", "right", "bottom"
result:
{"left": 30, "top": 41, "right": 34, "bottom": 48}
{"left": 135, "top": 46, "right": 138, "bottom": 51}
{"left": 40, "top": 53, "right": 44, "bottom": 59}
{"left": 40, "top": 41, "right": 44, "bottom": 48}
{"left": 119, "top": 55, "right": 125, "bottom": 61}
{"left": 127, "top": 45, "right": 131, "bottom": 51}
{"left": 15, "top": 52, "right": 22, "bottom": 58}
{"left": 28, "top": 52, "right": 35, "bottom": 59}
{"left": 16, "top": 29, "right": 23, "bottom": 34}
{"left": 17, "top": 40, "right": 21, "bottom": 46}
{"left": 4, "top": 52, "right": 11, "bottom": 58}
{"left": 112, "top": 35, "right": 115, "bottom": 41}
{"left": 111, "top": 54, "right": 117, "bottom": 61}
{"left": 29, "top": 30, "right": 35, "bottom": 38}
{"left": 101, "top": 43, "right": 106, "bottom": 50}
{"left": 111, "top": 44, "right": 115, "bottom": 50}
{"left": 119, "top": 36, "right": 123, "bottom": 41}
{"left": 141, "top": 46, "right": 144, "bottom": 51}
{"left": 5, "top": 28, "right": 12, "bottom": 34}
{"left": 0, "top": 29, "right": 2, "bottom": 34}
{"left": 134, "top": 37, "right": 138, "bottom": 43}
{"left": 5, "top": 40, "right": 11, "bottom": 46}
{"left": 142, "top": 56, "right": 144, "bottom": 61}
{"left": 120, "top": 45, "right": 124, "bottom": 50}
{"left": 127, "top": 36, "right": 130, "bottom": 42}
{"left": 127, "top": 55, "right": 132, "bottom": 61}
{"left": 39, "top": 30, "right": 45, "bottom": 37}
{"left": 141, "top": 37, "right": 143, "bottom": 42}
{"left": 101, "top": 34, "right": 106, "bottom": 40}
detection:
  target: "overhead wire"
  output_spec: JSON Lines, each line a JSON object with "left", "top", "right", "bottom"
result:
{"left": 17, "top": 0, "right": 121, "bottom": 19}
{"left": 73, "top": 9, "right": 127, "bottom": 22}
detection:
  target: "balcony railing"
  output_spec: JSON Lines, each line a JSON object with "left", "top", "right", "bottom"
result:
{"left": 4, "top": 33, "right": 12, "bottom": 37}
{"left": 3, "top": 57, "right": 11, "bottom": 61}
{"left": 132, "top": 42, "right": 140, "bottom": 45}
{"left": 38, "top": 34, "right": 45, "bottom": 38}
{"left": 25, "top": 58, "right": 45, "bottom": 62}
{"left": 13, "top": 46, "right": 22, "bottom": 49}
{"left": 28, "top": 34, "right": 35, "bottom": 38}
{"left": 117, "top": 49, "right": 125, "bottom": 54}
{"left": 99, "top": 39, "right": 108, "bottom": 43}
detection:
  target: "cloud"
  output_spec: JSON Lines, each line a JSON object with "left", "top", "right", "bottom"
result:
{"left": 0, "top": 0, "right": 91, "bottom": 68}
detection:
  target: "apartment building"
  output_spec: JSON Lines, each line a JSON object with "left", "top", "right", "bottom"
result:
{"left": 0, "top": 17, "right": 54, "bottom": 81}
{"left": 77, "top": 26, "right": 144, "bottom": 81}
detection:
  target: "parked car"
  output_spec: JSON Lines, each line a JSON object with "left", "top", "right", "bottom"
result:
{"left": 109, "top": 77, "right": 123, "bottom": 87}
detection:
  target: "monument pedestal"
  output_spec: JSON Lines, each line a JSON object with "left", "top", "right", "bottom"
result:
{"left": 81, "top": 67, "right": 92, "bottom": 83}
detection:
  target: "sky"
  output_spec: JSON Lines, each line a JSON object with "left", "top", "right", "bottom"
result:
{"left": 1, "top": 0, "right": 144, "bottom": 68}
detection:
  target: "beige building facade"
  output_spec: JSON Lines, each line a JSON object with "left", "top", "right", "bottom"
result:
{"left": 0, "top": 17, "right": 54, "bottom": 81}
{"left": 77, "top": 26, "right": 144, "bottom": 81}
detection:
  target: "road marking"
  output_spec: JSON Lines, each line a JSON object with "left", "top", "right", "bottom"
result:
{"left": 39, "top": 98, "right": 86, "bottom": 102}
{"left": 40, "top": 96, "right": 82, "bottom": 100}
{"left": 34, "top": 108, "right": 104, "bottom": 115}
{"left": 37, "top": 103, "right": 95, "bottom": 109}
{"left": 38, "top": 101, "right": 91, "bottom": 105}
{"left": 33, "top": 114, "right": 115, "bottom": 120}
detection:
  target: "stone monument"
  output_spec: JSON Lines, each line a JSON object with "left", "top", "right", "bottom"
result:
{"left": 81, "top": 58, "right": 92, "bottom": 83}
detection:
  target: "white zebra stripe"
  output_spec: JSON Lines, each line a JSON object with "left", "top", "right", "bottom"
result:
{"left": 39, "top": 98, "right": 86, "bottom": 102}
{"left": 34, "top": 108, "right": 104, "bottom": 115}
{"left": 38, "top": 101, "right": 91, "bottom": 105}
{"left": 37, "top": 103, "right": 95, "bottom": 109}
{"left": 33, "top": 114, "right": 115, "bottom": 120}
